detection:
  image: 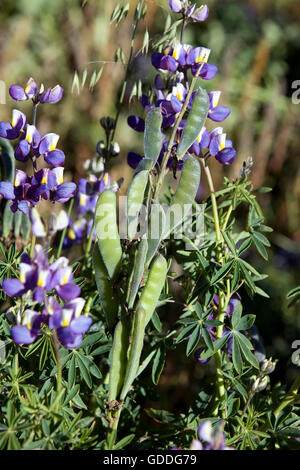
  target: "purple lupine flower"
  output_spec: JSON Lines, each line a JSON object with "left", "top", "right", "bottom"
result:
{"left": 192, "top": 421, "right": 233, "bottom": 450}
{"left": 3, "top": 244, "right": 80, "bottom": 303}
{"left": 0, "top": 169, "right": 31, "bottom": 214}
{"left": 169, "top": 1, "right": 209, "bottom": 23}
{"left": 9, "top": 77, "right": 63, "bottom": 105}
{"left": 39, "top": 133, "right": 65, "bottom": 167}
{"left": 151, "top": 52, "right": 178, "bottom": 72}
{"left": 186, "top": 47, "right": 218, "bottom": 79}
{"left": 53, "top": 298, "right": 92, "bottom": 349}
{"left": 208, "top": 91, "right": 231, "bottom": 122}
{"left": 208, "top": 127, "right": 236, "bottom": 165}
{"left": 0, "top": 109, "right": 27, "bottom": 140}
{"left": 63, "top": 218, "right": 87, "bottom": 249}
{"left": 11, "top": 309, "right": 45, "bottom": 345}
{"left": 0, "top": 168, "right": 76, "bottom": 214}
{"left": 14, "top": 124, "right": 40, "bottom": 162}
{"left": 76, "top": 173, "right": 111, "bottom": 215}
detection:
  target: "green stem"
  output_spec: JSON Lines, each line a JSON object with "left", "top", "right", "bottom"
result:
{"left": 56, "top": 198, "right": 74, "bottom": 258}
{"left": 201, "top": 159, "right": 229, "bottom": 416}
{"left": 52, "top": 330, "right": 62, "bottom": 412}
{"left": 105, "top": 407, "right": 122, "bottom": 450}
{"left": 85, "top": 219, "right": 95, "bottom": 261}
{"left": 30, "top": 235, "right": 36, "bottom": 259}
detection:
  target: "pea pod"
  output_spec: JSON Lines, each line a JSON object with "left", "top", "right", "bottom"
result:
{"left": 95, "top": 189, "right": 122, "bottom": 280}
{"left": 146, "top": 201, "right": 166, "bottom": 266}
{"left": 120, "top": 254, "right": 168, "bottom": 400}
{"left": 108, "top": 319, "right": 130, "bottom": 401}
{"left": 93, "top": 243, "right": 119, "bottom": 329}
{"left": 127, "top": 236, "right": 148, "bottom": 309}
{"left": 136, "top": 108, "right": 163, "bottom": 172}
{"left": 119, "top": 307, "right": 145, "bottom": 401}
{"left": 127, "top": 170, "right": 149, "bottom": 240}
{"left": 137, "top": 254, "right": 168, "bottom": 327}
{"left": 164, "top": 156, "right": 201, "bottom": 238}
{"left": 177, "top": 87, "right": 209, "bottom": 159}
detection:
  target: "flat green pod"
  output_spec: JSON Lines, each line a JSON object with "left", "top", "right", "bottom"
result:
{"left": 127, "top": 170, "right": 149, "bottom": 240}
{"left": 177, "top": 87, "right": 210, "bottom": 159}
{"left": 108, "top": 319, "right": 130, "bottom": 401}
{"left": 164, "top": 156, "right": 201, "bottom": 238}
{"left": 119, "top": 307, "right": 146, "bottom": 401}
{"left": 93, "top": 243, "right": 119, "bottom": 330}
{"left": 127, "top": 236, "right": 148, "bottom": 309}
{"left": 138, "top": 254, "right": 168, "bottom": 326}
{"left": 136, "top": 108, "right": 163, "bottom": 172}
{"left": 95, "top": 189, "right": 122, "bottom": 280}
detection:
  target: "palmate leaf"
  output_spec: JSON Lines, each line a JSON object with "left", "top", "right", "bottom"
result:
{"left": 199, "top": 333, "right": 231, "bottom": 361}
{"left": 236, "top": 332, "right": 259, "bottom": 369}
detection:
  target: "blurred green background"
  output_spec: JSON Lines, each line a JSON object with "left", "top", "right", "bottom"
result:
{"left": 0, "top": 0, "right": 299, "bottom": 409}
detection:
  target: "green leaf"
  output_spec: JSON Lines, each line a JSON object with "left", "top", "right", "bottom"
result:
{"left": 234, "top": 314, "right": 256, "bottom": 331}
{"left": 152, "top": 343, "right": 166, "bottom": 385}
{"left": 221, "top": 230, "right": 237, "bottom": 255}
{"left": 113, "top": 434, "right": 135, "bottom": 450}
{"left": 236, "top": 332, "right": 259, "bottom": 369}
{"left": 231, "top": 303, "right": 243, "bottom": 329}
{"left": 202, "top": 327, "right": 214, "bottom": 352}
{"left": 210, "top": 259, "right": 235, "bottom": 286}
{"left": 186, "top": 324, "right": 201, "bottom": 356}
{"left": 232, "top": 336, "right": 243, "bottom": 374}
{"left": 251, "top": 234, "right": 268, "bottom": 260}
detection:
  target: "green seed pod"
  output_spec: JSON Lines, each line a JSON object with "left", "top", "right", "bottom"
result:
{"left": 95, "top": 189, "right": 122, "bottom": 280}
{"left": 93, "top": 243, "right": 119, "bottom": 329}
{"left": 138, "top": 254, "right": 168, "bottom": 327}
{"left": 127, "top": 170, "right": 149, "bottom": 240}
{"left": 136, "top": 108, "right": 163, "bottom": 172}
{"left": 108, "top": 319, "right": 130, "bottom": 402}
{"left": 120, "top": 307, "right": 146, "bottom": 401}
{"left": 164, "top": 156, "right": 201, "bottom": 238}
{"left": 127, "top": 237, "right": 148, "bottom": 309}
{"left": 177, "top": 87, "right": 209, "bottom": 159}
{"left": 146, "top": 201, "right": 166, "bottom": 266}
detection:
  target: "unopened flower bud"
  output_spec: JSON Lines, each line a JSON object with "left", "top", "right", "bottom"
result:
{"left": 251, "top": 375, "right": 269, "bottom": 393}
{"left": 260, "top": 358, "right": 276, "bottom": 375}
{"left": 110, "top": 142, "right": 120, "bottom": 157}
{"left": 100, "top": 116, "right": 115, "bottom": 132}
{"left": 96, "top": 140, "right": 106, "bottom": 156}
